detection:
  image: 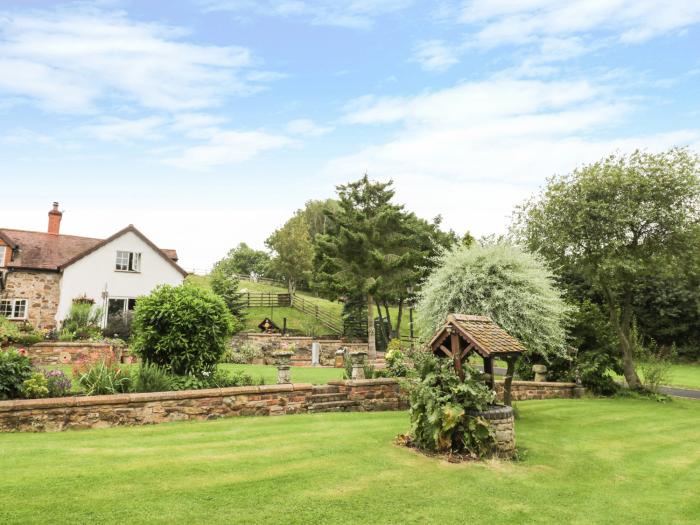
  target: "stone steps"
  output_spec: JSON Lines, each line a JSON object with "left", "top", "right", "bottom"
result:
{"left": 307, "top": 400, "right": 358, "bottom": 413}
{"left": 310, "top": 393, "right": 348, "bottom": 403}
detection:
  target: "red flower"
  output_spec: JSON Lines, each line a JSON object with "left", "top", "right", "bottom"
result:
{"left": 17, "top": 348, "right": 28, "bottom": 356}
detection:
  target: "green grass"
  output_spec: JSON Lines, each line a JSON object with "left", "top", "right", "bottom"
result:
{"left": 45, "top": 363, "right": 343, "bottom": 388}
{"left": 611, "top": 362, "right": 700, "bottom": 391}
{"left": 1, "top": 398, "right": 699, "bottom": 524}
{"left": 219, "top": 363, "right": 344, "bottom": 384}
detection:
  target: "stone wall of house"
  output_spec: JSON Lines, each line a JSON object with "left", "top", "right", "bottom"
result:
{"left": 1, "top": 270, "right": 61, "bottom": 329}
{"left": 233, "top": 333, "right": 369, "bottom": 365}
{"left": 27, "top": 342, "right": 127, "bottom": 366}
{"left": 495, "top": 380, "right": 577, "bottom": 401}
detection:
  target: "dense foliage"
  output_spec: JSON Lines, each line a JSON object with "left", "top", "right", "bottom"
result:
{"left": 213, "top": 242, "right": 272, "bottom": 278}
{"left": 408, "top": 355, "right": 496, "bottom": 457}
{"left": 209, "top": 267, "right": 245, "bottom": 332}
{"left": 0, "top": 318, "right": 42, "bottom": 346}
{"left": 0, "top": 349, "right": 35, "bottom": 400}
{"left": 266, "top": 212, "right": 314, "bottom": 295}
{"left": 417, "top": 241, "right": 570, "bottom": 368}
{"left": 132, "top": 284, "right": 234, "bottom": 376}
{"left": 61, "top": 302, "right": 103, "bottom": 341}
{"left": 514, "top": 148, "right": 700, "bottom": 387}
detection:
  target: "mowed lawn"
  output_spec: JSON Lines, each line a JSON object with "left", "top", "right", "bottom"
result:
{"left": 612, "top": 363, "right": 700, "bottom": 391}
{"left": 1, "top": 398, "right": 699, "bottom": 524}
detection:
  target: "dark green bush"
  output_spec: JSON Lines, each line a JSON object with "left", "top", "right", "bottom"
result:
{"left": 132, "top": 284, "right": 234, "bottom": 376}
{"left": 408, "top": 355, "right": 496, "bottom": 457}
{"left": 103, "top": 312, "right": 133, "bottom": 341}
{"left": 0, "top": 348, "right": 34, "bottom": 400}
{"left": 133, "top": 362, "right": 175, "bottom": 393}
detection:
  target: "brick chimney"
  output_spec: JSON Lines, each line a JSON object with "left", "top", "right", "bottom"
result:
{"left": 48, "top": 202, "right": 62, "bottom": 235}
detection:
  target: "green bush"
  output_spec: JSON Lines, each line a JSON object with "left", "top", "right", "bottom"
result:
{"left": 0, "top": 318, "right": 42, "bottom": 346}
{"left": 227, "top": 342, "right": 263, "bottom": 364}
{"left": 417, "top": 241, "right": 570, "bottom": 367}
{"left": 0, "top": 348, "right": 34, "bottom": 400}
{"left": 0, "top": 317, "right": 21, "bottom": 345}
{"left": 76, "top": 358, "right": 132, "bottom": 395}
{"left": 43, "top": 370, "right": 72, "bottom": 397}
{"left": 21, "top": 372, "right": 49, "bottom": 399}
{"left": 385, "top": 340, "right": 410, "bottom": 377}
{"left": 61, "top": 302, "right": 103, "bottom": 340}
{"left": 103, "top": 312, "right": 133, "bottom": 341}
{"left": 132, "top": 284, "right": 234, "bottom": 376}
{"left": 171, "top": 368, "right": 258, "bottom": 390}
{"left": 133, "top": 362, "right": 175, "bottom": 393}
{"left": 408, "top": 355, "right": 496, "bottom": 457}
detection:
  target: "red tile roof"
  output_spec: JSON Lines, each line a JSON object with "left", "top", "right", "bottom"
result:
{"left": 0, "top": 228, "right": 180, "bottom": 272}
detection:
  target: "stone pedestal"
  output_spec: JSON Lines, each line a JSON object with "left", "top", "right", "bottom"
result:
{"left": 350, "top": 351, "right": 368, "bottom": 380}
{"left": 334, "top": 349, "right": 345, "bottom": 368}
{"left": 470, "top": 405, "right": 516, "bottom": 459}
{"left": 532, "top": 364, "right": 547, "bottom": 382}
{"left": 274, "top": 351, "right": 293, "bottom": 384}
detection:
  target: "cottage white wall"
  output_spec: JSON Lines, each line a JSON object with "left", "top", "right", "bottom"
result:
{"left": 56, "top": 230, "right": 184, "bottom": 324}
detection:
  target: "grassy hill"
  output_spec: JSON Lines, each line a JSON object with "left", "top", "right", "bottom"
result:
{"left": 186, "top": 274, "right": 415, "bottom": 339}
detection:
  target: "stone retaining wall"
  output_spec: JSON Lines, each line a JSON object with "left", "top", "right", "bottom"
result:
{"left": 495, "top": 380, "right": 577, "bottom": 401}
{"left": 0, "top": 378, "right": 579, "bottom": 433}
{"left": 26, "top": 342, "right": 128, "bottom": 366}
{"left": 329, "top": 378, "right": 409, "bottom": 411}
{"left": 233, "top": 333, "right": 368, "bottom": 366}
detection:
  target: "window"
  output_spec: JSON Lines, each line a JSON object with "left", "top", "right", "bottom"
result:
{"left": 0, "top": 246, "right": 6, "bottom": 267}
{"left": 108, "top": 298, "right": 137, "bottom": 317}
{"left": 0, "top": 299, "right": 27, "bottom": 320}
{"left": 115, "top": 251, "right": 141, "bottom": 272}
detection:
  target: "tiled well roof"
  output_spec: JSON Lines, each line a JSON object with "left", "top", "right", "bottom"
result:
{"left": 0, "top": 228, "right": 179, "bottom": 271}
{"left": 430, "top": 314, "right": 526, "bottom": 357}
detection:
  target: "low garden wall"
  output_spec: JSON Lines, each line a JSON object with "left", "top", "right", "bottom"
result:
{"left": 26, "top": 342, "right": 130, "bottom": 366}
{"left": 232, "top": 333, "right": 368, "bottom": 366}
{"left": 495, "top": 380, "right": 578, "bottom": 401}
{"left": 0, "top": 378, "right": 580, "bottom": 433}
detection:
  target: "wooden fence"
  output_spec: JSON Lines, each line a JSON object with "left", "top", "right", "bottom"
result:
{"left": 237, "top": 292, "right": 291, "bottom": 308}
{"left": 236, "top": 292, "right": 342, "bottom": 335}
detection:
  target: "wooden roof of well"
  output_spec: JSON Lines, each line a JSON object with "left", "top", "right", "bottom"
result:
{"left": 429, "top": 314, "right": 526, "bottom": 358}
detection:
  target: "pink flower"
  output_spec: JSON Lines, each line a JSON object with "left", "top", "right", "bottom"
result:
{"left": 17, "top": 348, "right": 28, "bottom": 356}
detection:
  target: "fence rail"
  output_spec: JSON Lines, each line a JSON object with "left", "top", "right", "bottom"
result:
{"left": 291, "top": 295, "right": 343, "bottom": 335}
{"left": 237, "top": 292, "right": 291, "bottom": 308}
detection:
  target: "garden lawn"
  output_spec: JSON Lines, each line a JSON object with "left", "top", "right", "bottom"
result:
{"left": 46, "top": 363, "right": 343, "bottom": 388}
{"left": 1, "top": 398, "right": 699, "bottom": 524}
{"left": 611, "top": 363, "right": 700, "bottom": 391}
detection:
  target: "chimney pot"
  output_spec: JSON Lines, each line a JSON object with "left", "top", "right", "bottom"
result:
{"left": 48, "top": 202, "right": 62, "bottom": 235}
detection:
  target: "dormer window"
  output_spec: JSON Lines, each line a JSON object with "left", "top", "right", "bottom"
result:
{"left": 115, "top": 251, "right": 141, "bottom": 272}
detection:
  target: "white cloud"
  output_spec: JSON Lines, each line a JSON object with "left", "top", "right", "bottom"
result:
{"left": 82, "top": 116, "right": 167, "bottom": 142}
{"left": 411, "top": 40, "right": 460, "bottom": 72}
{"left": 200, "top": 0, "right": 413, "bottom": 29}
{"left": 286, "top": 118, "right": 333, "bottom": 137}
{"left": 460, "top": 0, "right": 700, "bottom": 48}
{"left": 331, "top": 75, "right": 700, "bottom": 237}
{"left": 163, "top": 128, "right": 293, "bottom": 170}
{"left": 0, "top": 7, "right": 278, "bottom": 113}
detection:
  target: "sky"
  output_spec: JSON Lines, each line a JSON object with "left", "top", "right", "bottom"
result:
{"left": 1, "top": 0, "right": 700, "bottom": 272}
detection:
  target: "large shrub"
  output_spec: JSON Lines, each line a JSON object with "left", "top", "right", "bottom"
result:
{"left": 417, "top": 241, "right": 570, "bottom": 366}
{"left": 61, "top": 302, "right": 103, "bottom": 341}
{"left": 0, "top": 348, "right": 34, "bottom": 400}
{"left": 132, "top": 284, "right": 234, "bottom": 375}
{"left": 408, "top": 355, "right": 496, "bottom": 457}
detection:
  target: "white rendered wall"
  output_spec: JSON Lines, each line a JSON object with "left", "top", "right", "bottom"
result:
{"left": 56, "top": 230, "right": 184, "bottom": 324}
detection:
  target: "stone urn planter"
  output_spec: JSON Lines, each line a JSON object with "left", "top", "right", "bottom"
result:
{"left": 273, "top": 351, "right": 294, "bottom": 384}
{"left": 469, "top": 404, "right": 516, "bottom": 459}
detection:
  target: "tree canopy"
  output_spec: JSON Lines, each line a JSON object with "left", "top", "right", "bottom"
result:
{"left": 213, "top": 242, "right": 271, "bottom": 278}
{"left": 513, "top": 148, "right": 700, "bottom": 388}
{"left": 265, "top": 212, "right": 314, "bottom": 295}
{"left": 417, "top": 241, "right": 570, "bottom": 366}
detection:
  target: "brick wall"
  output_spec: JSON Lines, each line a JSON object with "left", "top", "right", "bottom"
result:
{"left": 27, "top": 342, "right": 122, "bottom": 366}
{"left": 495, "top": 380, "right": 577, "bottom": 401}
{"left": 1, "top": 270, "right": 61, "bottom": 329}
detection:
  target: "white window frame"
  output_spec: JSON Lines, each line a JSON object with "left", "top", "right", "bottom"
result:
{"left": 115, "top": 251, "right": 141, "bottom": 272}
{"left": 0, "top": 246, "right": 6, "bottom": 267}
{"left": 0, "top": 299, "right": 28, "bottom": 320}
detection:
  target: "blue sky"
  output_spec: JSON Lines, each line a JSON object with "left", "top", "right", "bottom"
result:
{"left": 2, "top": 0, "right": 700, "bottom": 271}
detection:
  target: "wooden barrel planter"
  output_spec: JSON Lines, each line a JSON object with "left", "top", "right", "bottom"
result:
{"left": 469, "top": 404, "right": 516, "bottom": 458}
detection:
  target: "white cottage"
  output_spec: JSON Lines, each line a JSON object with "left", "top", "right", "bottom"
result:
{"left": 0, "top": 203, "right": 187, "bottom": 329}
